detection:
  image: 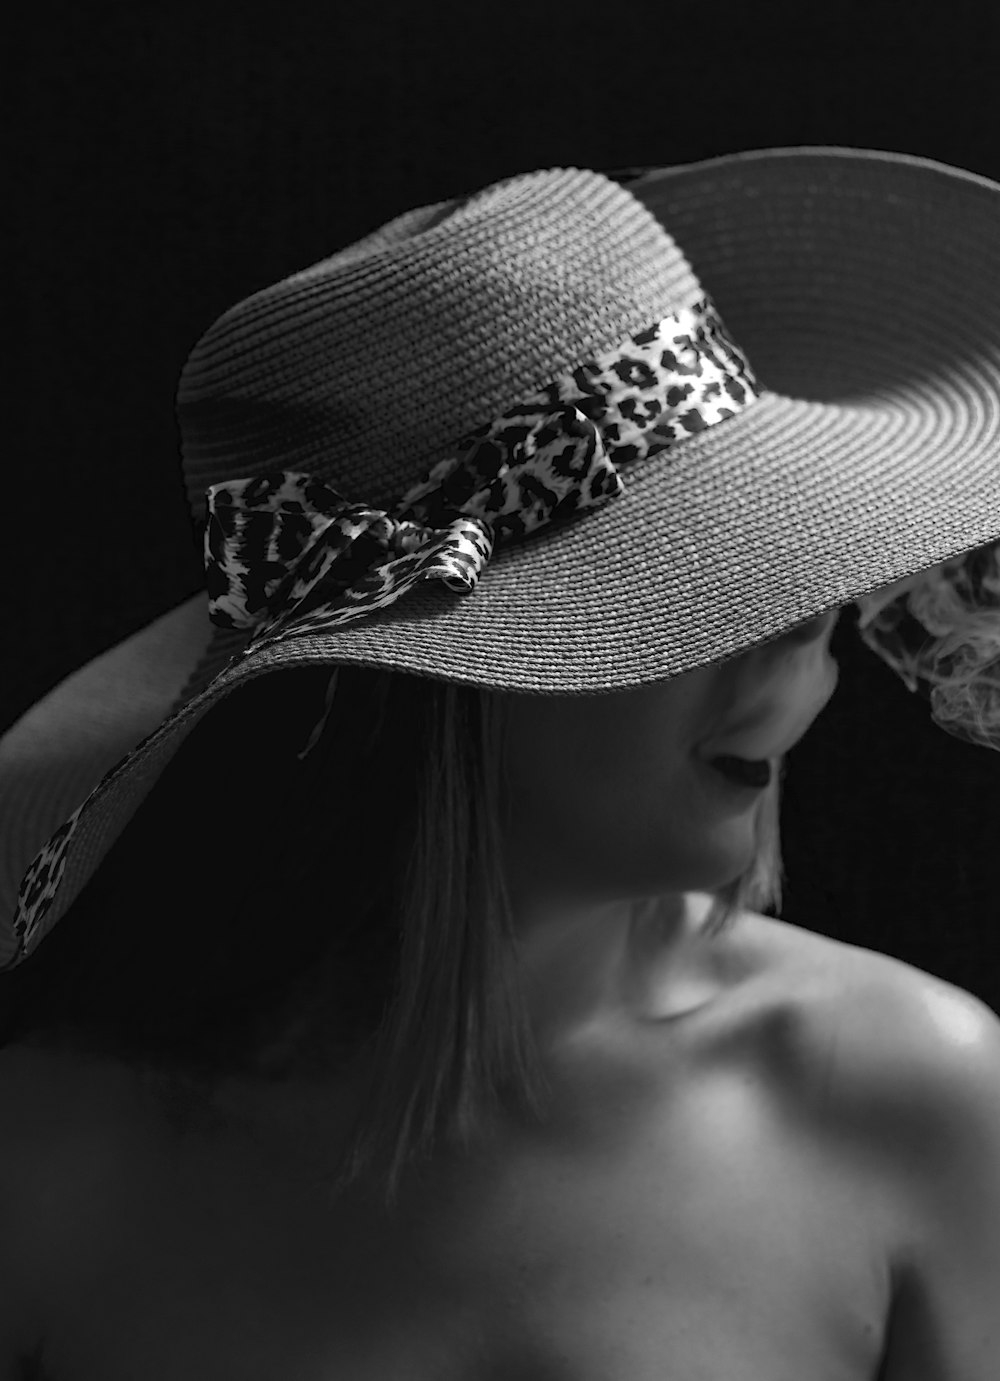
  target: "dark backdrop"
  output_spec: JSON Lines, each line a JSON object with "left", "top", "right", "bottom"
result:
{"left": 7, "top": 1, "right": 1000, "bottom": 1011}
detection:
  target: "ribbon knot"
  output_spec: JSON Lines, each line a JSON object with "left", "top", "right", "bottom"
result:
{"left": 203, "top": 294, "right": 762, "bottom": 650}
{"left": 204, "top": 402, "right": 623, "bottom": 646}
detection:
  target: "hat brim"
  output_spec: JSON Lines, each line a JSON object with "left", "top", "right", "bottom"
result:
{"left": 184, "top": 145, "right": 1000, "bottom": 694}
{"left": 5, "top": 144, "right": 1000, "bottom": 962}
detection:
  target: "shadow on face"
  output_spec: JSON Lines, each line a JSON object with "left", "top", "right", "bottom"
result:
{"left": 498, "top": 612, "right": 841, "bottom": 910}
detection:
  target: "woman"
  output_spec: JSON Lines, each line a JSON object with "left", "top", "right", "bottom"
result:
{"left": 0, "top": 147, "right": 998, "bottom": 1379}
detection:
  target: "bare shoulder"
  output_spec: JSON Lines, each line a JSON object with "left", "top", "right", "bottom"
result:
{"left": 826, "top": 944, "right": 1000, "bottom": 1380}
{"left": 0, "top": 1042, "right": 153, "bottom": 1368}
{"left": 724, "top": 907, "right": 1000, "bottom": 1155}
{"left": 781, "top": 916, "right": 1000, "bottom": 1113}
{"left": 0, "top": 1039, "right": 142, "bottom": 1144}
{"left": 743, "top": 910, "right": 1000, "bottom": 1380}
{"left": 0, "top": 1043, "right": 67, "bottom": 1368}
{"left": 0, "top": 1040, "right": 156, "bottom": 1207}
{"left": 736, "top": 904, "right": 994, "bottom": 1028}
{"left": 741, "top": 908, "right": 1000, "bottom": 1117}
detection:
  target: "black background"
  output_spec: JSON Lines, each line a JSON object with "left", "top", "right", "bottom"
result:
{"left": 7, "top": 1, "right": 1000, "bottom": 1011}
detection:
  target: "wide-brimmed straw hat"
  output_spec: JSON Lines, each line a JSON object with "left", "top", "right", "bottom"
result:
{"left": 3, "top": 144, "right": 1000, "bottom": 973}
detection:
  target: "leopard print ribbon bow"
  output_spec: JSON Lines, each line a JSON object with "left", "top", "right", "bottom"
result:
{"left": 204, "top": 401, "right": 624, "bottom": 648}
{"left": 205, "top": 293, "right": 761, "bottom": 668}
{"left": 6, "top": 299, "right": 765, "bottom": 964}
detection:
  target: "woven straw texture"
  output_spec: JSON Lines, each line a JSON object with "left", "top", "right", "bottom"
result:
{"left": 5, "top": 146, "right": 1000, "bottom": 963}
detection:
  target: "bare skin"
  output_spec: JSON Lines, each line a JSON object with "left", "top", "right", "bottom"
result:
{"left": 0, "top": 608, "right": 928, "bottom": 1379}
{"left": 0, "top": 900, "right": 913, "bottom": 1381}
{"left": 500, "top": 607, "right": 841, "bottom": 1037}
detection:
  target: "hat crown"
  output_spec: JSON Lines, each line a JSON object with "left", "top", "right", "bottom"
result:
{"left": 175, "top": 167, "right": 703, "bottom": 521}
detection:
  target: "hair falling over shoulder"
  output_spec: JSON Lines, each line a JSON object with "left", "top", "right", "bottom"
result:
{"left": 0, "top": 662, "right": 785, "bottom": 1214}
{"left": 316, "top": 667, "right": 786, "bottom": 1211}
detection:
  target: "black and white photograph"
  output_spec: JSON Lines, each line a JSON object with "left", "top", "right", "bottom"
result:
{"left": 3, "top": 3, "right": 999, "bottom": 1377}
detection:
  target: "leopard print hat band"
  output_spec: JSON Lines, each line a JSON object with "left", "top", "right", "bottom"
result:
{"left": 203, "top": 291, "right": 762, "bottom": 761}
{"left": 5, "top": 149, "right": 1000, "bottom": 967}
{"left": 203, "top": 294, "right": 760, "bottom": 656}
